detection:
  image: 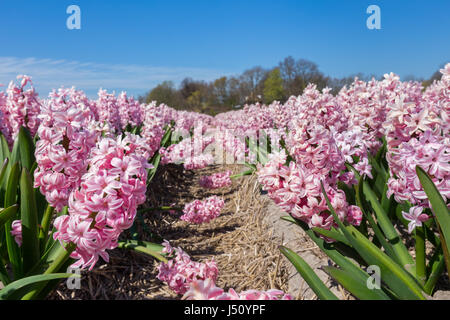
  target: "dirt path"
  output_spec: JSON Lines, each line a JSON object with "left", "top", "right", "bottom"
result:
{"left": 261, "top": 197, "right": 350, "bottom": 299}
{"left": 49, "top": 164, "right": 294, "bottom": 300}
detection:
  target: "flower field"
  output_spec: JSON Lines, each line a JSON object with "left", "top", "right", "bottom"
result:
{"left": 0, "top": 63, "right": 448, "bottom": 300}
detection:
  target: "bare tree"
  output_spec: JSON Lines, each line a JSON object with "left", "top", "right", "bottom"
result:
{"left": 240, "top": 66, "right": 267, "bottom": 103}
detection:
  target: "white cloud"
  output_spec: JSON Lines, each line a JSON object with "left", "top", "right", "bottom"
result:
{"left": 0, "top": 56, "right": 229, "bottom": 98}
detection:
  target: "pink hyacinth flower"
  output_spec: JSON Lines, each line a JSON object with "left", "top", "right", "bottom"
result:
{"left": 199, "top": 170, "right": 232, "bottom": 189}
{"left": 402, "top": 206, "right": 430, "bottom": 233}
{"left": 182, "top": 278, "right": 224, "bottom": 300}
{"left": 11, "top": 220, "right": 22, "bottom": 247}
{"left": 157, "top": 240, "right": 219, "bottom": 295}
{"left": 347, "top": 205, "right": 363, "bottom": 226}
{"left": 180, "top": 196, "right": 225, "bottom": 224}
{"left": 183, "top": 279, "right": 292, "bottom": 300}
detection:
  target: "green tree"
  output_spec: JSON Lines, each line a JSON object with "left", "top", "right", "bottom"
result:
{"left": 263, "top": 68, "right": 285, "bottom": 104}
{"left": 145, "top": 81, "right": 182, "bottom": 108}
{"left": 212, "top": 77, "right": 228, "bottom": 105}
{"left": 186, "top": 90, "right": 203, "bottom": 112}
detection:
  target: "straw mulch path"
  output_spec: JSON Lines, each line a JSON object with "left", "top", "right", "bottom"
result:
{"left": 49, "top": 164, "right": 290, "bottom": 300}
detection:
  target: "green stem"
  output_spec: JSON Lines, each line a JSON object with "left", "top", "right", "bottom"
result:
{"left": 230, "top": 169, "right": 255, "bottom": 179}
{"left": 43, "top": 243, "right": 75, "bottom": 274}
{"left": 415, "top": 226, "right": 426, "bottom": 285}
{"left": 424, "top": 254, "right": 445, "bottom": 295}
{"left": 21, "top": 242, "right": 75, "bottom": 300}
{"left": 244, "top": 163, "right": 257, "bottom": 170}
{"left": 118, "top": 240, "right": 167, "bottom": 263}
{"left": 38, "top": 205, "right": 54, "bottom": 251}
{"left": 435, "top": 222, "right": 450, "bottom": 282}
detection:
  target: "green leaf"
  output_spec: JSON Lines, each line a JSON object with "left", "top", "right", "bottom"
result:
{"left": 146, "top": 126, "right": 173, "bottom": 183}
{"left": 26, "top": 240, "right": 59, "bottom": 277}
{"left": 354, "top": 176, "right": 398, "bottom": 262}
{"left": 3, "top": 162, "right": 22, "bottom": 279}
{"left": 321, "top": 181, "right": 427, "bottom": 300}
{"left": 337, "top": 181, "right": 355, "bottom": 208}
{"left": 244, "top": 163, "right": 257, "bottom": 171}
{"left": 0, "top": 134, "right": 10, "bottom": 165}
{"left": 118, "top": 240, "right": 167, "bottom": 263}
{"left": 20, "top": 168, "right": 40, "bottom": 274}
{"left": 229, "top": 169, "right": 255, "bottom": 179}
{"left": 371, "top": 174, "right": 384, "bottom": 199}
{"left": 147, "top": 153, "right": 161, "bottom": 183}
{"left": 31, "top": 258, "right": 75, "bottom": 300}
{"left": 0, "top": 158, "right": 8, "bottom": 187}
{"left": 281, "top": 216, "right": 375, "bottom": 288}
{"left": 345, "top": 163, "right": 361, "bottom": 180}
{"left": 0, "top": 255, "right": 11, "bottom": 285}
{"left": 424, "top": 253, "right": 445, "bottom": 295}
{"left": 0, "top": 273, "right": 77, "bottom": 300}
{"left": 323, "top": 266, "right": 390, "bottom": 300}
{"left": 380, "top": 185, "right": 394, "bottom": 218}
{"left": 416, "top": 166, "right": 450, "bottom": 257}
{"left": 312, "top": 227, "right": 351, "bottom": 246}
{"left": 17, "top": 127, "right": 35, "bottom": 172}
{"left": 247, "top": 137, "right": 259, "bottom": 164}
{"left": 423, "top": 222, "right": 440, "bottom": 249}
{"left": 160, "top": 126, "right": 173, "bottom": 147}
{"left": 415, "top": 227, "right": 426, "bottom": 285}
{"left": 38, "top": 205, "right": 54, "bottom": 253}
{"left": 3, "top": 222, "right": 22, "bottom": 280}
{"left": 369, "top": 153, "right": 388, "bottom": 181}
{"left": 256, "top": 133, "right": 269, "bottom": 165}
{"left": 44, "top": 241, "right": 74, "bottom": 269}
{"left": 9, "top": 138, "right": 21, "bottom": 171}
{"left": 281, "top": 215, "right": 296, "bottom": 224}
{"left": 0, "top": 136, "right": 10, "bottom": 204}
{"left": 4, "top": 162, "right": 20, "bottom": 208}
{"left": 362, "top": 180, "right": 415, "bottom": 271}
{"left": 279, "top": 246, "right": 339, "bottom": 300}
{"left": 34, "top": 186, "right": 48, "bottom": 223}
{"left": 21, "top": 242, "right": 76, "bottom": 300}
{"left": 0, "top": 205, "right": 19, "bottom": 226}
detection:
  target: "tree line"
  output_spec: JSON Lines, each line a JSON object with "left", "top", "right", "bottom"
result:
{"left": 139, "top": 56, "right": 443, "bottom": 115}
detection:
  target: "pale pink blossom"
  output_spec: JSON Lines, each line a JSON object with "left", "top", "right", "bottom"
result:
{"left": 180, "top": 196, "right": 225, "bottom": 224}
{"left": 11, "top": 220, "right": 22, "bottom": 247}
{"left": 183, "top": 279, "right": 292, "bottom": 300}
{"left": 347, "top": 205, "right": 363, "bottom": 226}
{"left": 199, "top": 170, "right": 232, "bottom": 189}
{"left": 53, "top": 134, "right": 150, "bottom": 270}
{"left": 157, "top": 240, "right": 219, "bottom": 295}
{"left": 402, "top": 206, "right": 430, "bottom": 233}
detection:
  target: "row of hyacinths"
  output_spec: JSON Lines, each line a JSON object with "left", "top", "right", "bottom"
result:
{"left": 0, "top": 77, "right": 216, "bottom": 271}
{"left": 142, "top": 63, "right": 449, "bottom": 299}
{"left": 0, "top": 62, "right": 448, "bottom": 299}
{"left": 0, "top": 64, "right": 450, "bottom": 240}
{"left": 210, "top": 64, "right": 449, "bottom": 235}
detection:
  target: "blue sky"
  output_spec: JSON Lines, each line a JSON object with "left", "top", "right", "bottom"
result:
{"left": 0, "top": 0, "right": 449, "bottom": 98}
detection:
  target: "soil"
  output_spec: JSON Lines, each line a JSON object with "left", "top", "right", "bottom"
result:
{"left": 49, "top": 164, "right": 292, "bottom": 300}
